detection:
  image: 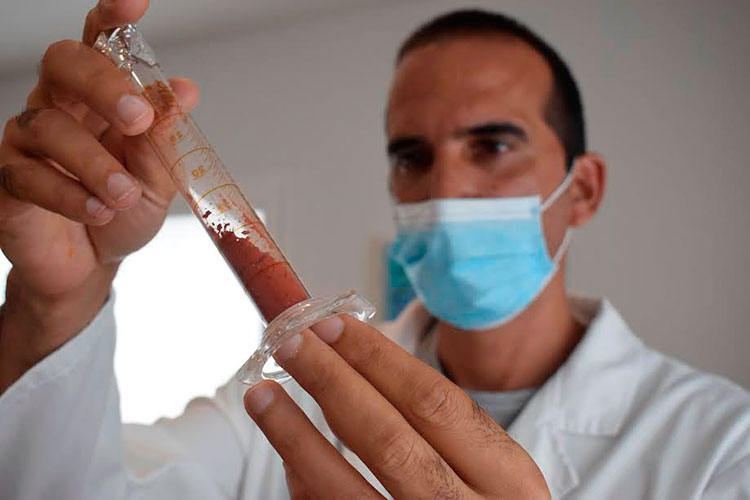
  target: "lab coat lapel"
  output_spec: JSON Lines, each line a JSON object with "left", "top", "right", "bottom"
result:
{"left": 507, "top": 297, "right": 646, "bottom": 498}
{"left": 507, "top": 382, "right": 579, "bottom": 498}
{"left": 546, "top": 298, "right": 645, "bottom": 436}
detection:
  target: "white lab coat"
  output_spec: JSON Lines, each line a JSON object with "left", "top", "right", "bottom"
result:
{"left": 0, "top": 295, "right": 748, "bottom": 499}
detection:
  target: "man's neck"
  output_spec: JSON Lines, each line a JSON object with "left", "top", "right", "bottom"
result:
{"left": 435, "top": 273, "right": 585, "bottom": 392}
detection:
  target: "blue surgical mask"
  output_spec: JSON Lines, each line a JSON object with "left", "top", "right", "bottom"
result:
{"left": 389, "top": 173, "right": 573, "bottom": 331}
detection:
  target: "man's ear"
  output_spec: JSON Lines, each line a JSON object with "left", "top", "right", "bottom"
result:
{"left": 568, "top": 152, "right": 607, "bottom": 228}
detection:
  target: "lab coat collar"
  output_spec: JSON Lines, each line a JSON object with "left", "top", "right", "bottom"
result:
{"left": 384, "top": 296, "right": 645, "bottom": 498}
{"left": 536, "top": 296, "right": 645, "bottom": 436}
{"left": 509, "top": 296, "right": 645, "bottom": 497}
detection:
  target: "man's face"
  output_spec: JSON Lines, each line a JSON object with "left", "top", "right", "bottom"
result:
{"left": 387, "top": 35, "right": 572, "bottom": 250}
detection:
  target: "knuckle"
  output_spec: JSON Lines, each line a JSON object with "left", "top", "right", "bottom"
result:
{"left": 86, "top": 64, "right": 116, "bottom": 94}
{"left": 55, "top": 183, "right": 81, "bottom": 216}
{"left": 372, "top": 427, "right": 421, "bottom": 478}
{"left": 426, "top": 459, "right": 466, "bottom": 500}
{"left": 274, "top": 431, "right": 305, "bottom": 462}
{"left": 0, "top": 164, "right": 16, "bottom": 196}
{"left": 302, "top": 356, "right": 338, "bottom": 399}
{"left": 16, "top": 108, "right": 54, "bottom": 137}
{"left": 348, "top": 338, "right": 385, "bottom": 373}
{"left": 409, "top": 378, "right": 463, "bottom": 428}
{"left": 372, "top": 427, "right": 463, "bottom": 499}
{"left": 84, "top": 9, "right": 97, "bottom": 32}
{"left": 469, "top": 400, "right": 515, "bottom": 450}
{"left": 373, "top": 426, "right": 425, "bottom": 479}
{"left": 41, "top": 40, "right": 80, "bottom": 74}
{"left": 3, "top": 116, "right": 16, "bottom": 139}
{"left": 87, "top": 151, "right": 118, "bottom": 177}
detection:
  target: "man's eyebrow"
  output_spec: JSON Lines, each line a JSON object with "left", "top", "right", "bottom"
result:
{"left": 387, "top": 137, "right": 424, "bottom": 155}
{"left": 387, "top": 122, "right": 527, "bottom": 154}
{"left": 457, "top": 122, "right": 529, "bottom": 141}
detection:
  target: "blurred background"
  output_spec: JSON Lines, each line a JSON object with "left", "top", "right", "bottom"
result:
{"left": 0, "top": 0, "right": 748, "bottom": 422}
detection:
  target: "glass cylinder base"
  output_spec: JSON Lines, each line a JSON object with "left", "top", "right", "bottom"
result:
{"left": 235, "top": 290, "right": 376, "bottom": 386}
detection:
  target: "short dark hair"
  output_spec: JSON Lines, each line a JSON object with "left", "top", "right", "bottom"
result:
{"left": 397, "top": 9, "right": 586, "bottom": 169}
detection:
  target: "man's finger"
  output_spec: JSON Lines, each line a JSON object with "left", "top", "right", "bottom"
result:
{"left": 83, "top": 0, "right": 150, "bottom": 46}
{"left": 272, "top": 330, "right": 471, "bottom": 499}
{"left": 0, "top": 150, "right": 115, "bottom": 226}
{"left": 81, "top": 77, "right": 198, "bottom": 208}
{"left": 310, "top": 315, "right": 541, "bottom": 492}
{"left": 168, "top": 78, "right": 201, "bottom": 112}
{"left": 5, "top": 108, "right": 141, "bottom": 211}
{"left": 40, "top": 40, "right": 153, "bottom": 136}
{"left": 243, "top": 381, "right": 383, "bottom": 499}
{"left": 77, "top": 77, "right": 199, "bottom": 159}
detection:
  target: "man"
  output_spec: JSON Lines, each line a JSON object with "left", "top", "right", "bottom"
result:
{"left": 0, "top": 1, "right": 747, "bottom": 498}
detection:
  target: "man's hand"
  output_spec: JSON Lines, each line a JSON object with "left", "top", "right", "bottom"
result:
{"left": 243, "top": 315, "right": 551, "bottom": 499}
{"left": 0, "top": 0, "right": 199, "bottom": 393}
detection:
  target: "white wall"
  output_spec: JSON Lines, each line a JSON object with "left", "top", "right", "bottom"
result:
{"left": 1, "top": 0, "right": 748, "bottom": 387}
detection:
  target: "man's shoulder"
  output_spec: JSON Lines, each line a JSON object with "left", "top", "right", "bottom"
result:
{"left": 570, "top": 296, "right": 748, "bottom": 455}
{"left": 577, "top": 297, "right": 749, "bottom": 489}
{"left": 572, "top": 296, "right": 748, "bottom": 418}
{"left": 635, "top": 344, "right": 749, "bottom": 417}
{"left": 558, "top": 297, "right": 749, "bottom": 498}
{"left": 625, "top": 344, "right": 749, "bottom": 474}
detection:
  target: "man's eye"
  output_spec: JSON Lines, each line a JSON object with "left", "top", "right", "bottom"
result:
{"left": 472, "top": 139, "right": 511, "bottom": 156}
{"left": 390, "top": 149, "right": 432, "bottom": 174}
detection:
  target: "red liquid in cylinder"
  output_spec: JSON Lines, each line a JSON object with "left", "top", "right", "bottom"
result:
{"left": 204, "top": 215, "right": 310, "bottom": 323}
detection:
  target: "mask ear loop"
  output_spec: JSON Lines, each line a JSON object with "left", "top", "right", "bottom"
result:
{"left": 540, "top": 169, "right": 576, "bottom": 212}
{"left": 541, "top": 168, "right": 576, "bottom": 265}
{"left": 551, "top": 228, "right": 573, "bottom": 266}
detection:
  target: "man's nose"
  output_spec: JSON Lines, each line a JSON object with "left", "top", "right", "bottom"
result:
{"left": 429, "top": 152, "right": 485, "bottom": 199}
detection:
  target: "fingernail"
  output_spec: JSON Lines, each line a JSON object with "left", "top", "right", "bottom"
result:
{"left": 312, "top": 316, "right": 344, "bottom": 344}
{"left": 86, "top": 196, "right": 109, "bottom": 216}
{"left": 107, "top": 173, "right": 136, "bottom": 202}
{"left": 117, "top": 95, "right": 151, "bottom": 126}
{"left": 245, "top": 384, "right": 274, "bottom": 414}
{"left": 274, "top": 333, "right": 303, "bottom": 361}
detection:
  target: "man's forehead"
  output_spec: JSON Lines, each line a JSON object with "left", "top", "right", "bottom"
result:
{"left": 387, "top": 35, "right": 553, "bottom": 132}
